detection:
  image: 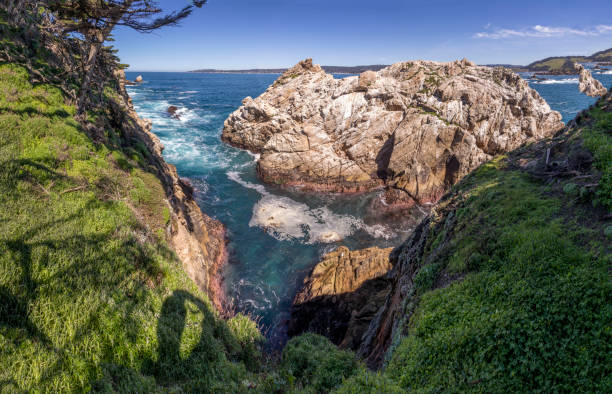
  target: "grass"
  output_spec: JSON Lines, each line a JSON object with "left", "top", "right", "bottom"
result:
{"left": 383, "top": 157, "right": 611, "bottom": 392}
{"left": 0, "top": 63, "right": 262, "bottom": 392}
{"left": 528, "top": 57, "right": 584, "bottom": 71}
{"left": 582, "top": 103, "right": 612, "bottom": 211}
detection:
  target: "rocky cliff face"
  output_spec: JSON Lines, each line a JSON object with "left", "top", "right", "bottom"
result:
{"left": 223, "top": 58, "right": 563, "bottom": 205}
{"left": 290, "top": 91, "right": 612, "bottom": 370}
{"left": 574, "top": 63, "right": 608, "bottom": 97}
{"left": 112, "top": 69, "right": 228, "bottom": 311}
{"left": 289, "top": 246, "right": 393, "bottom": 349}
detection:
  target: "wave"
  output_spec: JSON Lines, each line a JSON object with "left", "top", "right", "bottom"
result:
{"left": 536, "top": 78, "right": 578, "bottom": 85}
{"left": 598, "top": 70, "right": 612, "bottom": 75}
{"left": 227, "top": 171, "right": 394, "bottom": 244}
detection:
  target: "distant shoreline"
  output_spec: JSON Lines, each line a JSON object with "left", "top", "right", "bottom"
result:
{"left": 188, "top": 65, "right": 388, "bottom": 74}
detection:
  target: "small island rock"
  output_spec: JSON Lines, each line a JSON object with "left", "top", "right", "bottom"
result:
{"left": 574, "top": 63, "right": 607, "bottom": 97}
{"left": 167, "top": 105, "right": 180, "bottom": 119}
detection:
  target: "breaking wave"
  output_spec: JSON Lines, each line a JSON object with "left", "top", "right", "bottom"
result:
{"left": 536, "top": 78, "right": 579, "bottom": 85}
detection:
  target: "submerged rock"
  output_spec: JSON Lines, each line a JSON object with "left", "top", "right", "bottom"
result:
{"left": 223, "top": 58, "right": 563, "bottom": 204}
{"left": 289, "top": 246, "right": 393, "bottom": 349}
{"left": 167, "top": 105, "right": 180, "bottom": 119}
{"left": 574, "top": 63, "right": 607, "bottom": 97}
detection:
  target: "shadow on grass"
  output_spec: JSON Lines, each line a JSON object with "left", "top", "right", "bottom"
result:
{"left": 0, "top": 105, "right": 71, "bottom": 119}
{"left": 91, "top": 289, "right": 231, "bottom": 392}
{"left": 145, "top": 290, "right": 218, "bottom": 384}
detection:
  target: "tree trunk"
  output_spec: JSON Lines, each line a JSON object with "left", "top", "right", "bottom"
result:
{"left": 76, "top": 36, "right": 103, "bottom": 114}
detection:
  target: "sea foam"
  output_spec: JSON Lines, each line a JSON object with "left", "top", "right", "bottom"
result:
{"left": 227, "top": 171, "right": 393, "bottom": 244}
{"left": 536, "top": 78, "right": 579, "bottom": 85}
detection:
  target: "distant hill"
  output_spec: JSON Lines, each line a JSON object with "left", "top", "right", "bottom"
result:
{"left": 190, "top": 65, "right": 388, "bottom": 74}
{"left": 516, "top": 48, "right": 612, "bottom": 75}
{"left": 191, "top": 49, "right": 612, "bottom": 76}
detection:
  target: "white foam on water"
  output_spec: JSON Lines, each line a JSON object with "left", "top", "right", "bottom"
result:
{"left": 599, "top": 70, "right": 612, "bottom": 75}
{"left": 227, "top": 171, "right": 394, "bottom": 244}
{"left": 245, "top": 150, "right": 261, "bottom": 162}
{"left": 180, "top": 90, "right": 199, "bottom": 94}
{"left": 537, "top": 78, "right": 579, "bottom": 85}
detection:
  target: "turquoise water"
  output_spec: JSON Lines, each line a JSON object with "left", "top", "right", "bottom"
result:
{"left": 125, "top": 69, "right": 611, "bottom": 346}
{"left": 124, "top": 72, "right": 427, "bottom": 346}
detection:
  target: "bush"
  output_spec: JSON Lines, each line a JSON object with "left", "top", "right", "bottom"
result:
{"left": 334, "top": 371, "right": 403, "bottom": 393}
{"left": 281, "top": 334, "right": 362, "bottom": 392}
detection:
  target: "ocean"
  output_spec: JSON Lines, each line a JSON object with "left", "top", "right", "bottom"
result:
{"left": 125, "top": 69, "right": 612, "bottom": 346}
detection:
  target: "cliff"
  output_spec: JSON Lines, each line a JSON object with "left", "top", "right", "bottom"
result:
{"left": 0, "top": 7, "right": 261, "bottom": 392}
{"left": 223, "top": 58, "right": 563, "bottom": 207}
{"left": 290, "top": 92, "right": 612, "bottom": 391}
{"left": 111, "top": 69, "right": 228, "bottom": 310}
{"left": 289, "top": 246, "right": 393, "bottom": 348}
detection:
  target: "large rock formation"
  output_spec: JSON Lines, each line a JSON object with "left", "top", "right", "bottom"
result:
{"left": 574, "top": 63, "right": 608, "bottom": 97}
{"left": 223, "top": 58, "right": 563, "bottom": 204}
{"left": 289, "top": 246, "right": 393, "bottom": 349}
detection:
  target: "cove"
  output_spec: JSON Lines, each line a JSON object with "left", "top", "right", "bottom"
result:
{"left": 125, "top": 70, "right": 611, "bottom": 346}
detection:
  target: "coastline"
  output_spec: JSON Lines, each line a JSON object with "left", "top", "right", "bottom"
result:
{"left": 117, "top": 70, "right": 230, "bottom": 313}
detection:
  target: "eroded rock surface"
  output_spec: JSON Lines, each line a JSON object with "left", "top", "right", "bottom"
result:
{"left": 289, "top": 246, "right": 393, "bottom": 349}
{"left": 115, "top": 70, "right": 228, "bottom": 311}
{"left": 223, "top": 58, "right": 563, "bottom": 204}
{"left": 575, "top": 63, "right": 608, "bottom": 97}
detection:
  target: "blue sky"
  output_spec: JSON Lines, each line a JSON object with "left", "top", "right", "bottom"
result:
{"left": 113, "top": 0, "right": 612, "bottom": 71}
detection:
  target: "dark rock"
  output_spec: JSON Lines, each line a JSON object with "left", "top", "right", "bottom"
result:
{"left": 167, "top": 105, "right": 181, "bottom": 120}
{"left": 289, "top": 246, "right": 393, "bottom": 350}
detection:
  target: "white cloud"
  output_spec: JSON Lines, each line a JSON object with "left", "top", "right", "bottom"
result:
{"left": 475, "top": 24, "right": 612, "bottom": 39}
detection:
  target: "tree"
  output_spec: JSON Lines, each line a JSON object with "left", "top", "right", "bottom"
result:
{"left": 46, "top": 0, "right": 207, "bottom": 113}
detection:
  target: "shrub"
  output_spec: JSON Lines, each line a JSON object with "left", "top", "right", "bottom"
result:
{"left": 281, "top": 333, "right": 362, "bottom": 392}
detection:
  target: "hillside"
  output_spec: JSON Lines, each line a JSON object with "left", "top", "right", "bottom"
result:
{"left": 521, "top": 47, "right": 612, "bottom": 74}
{"left": 291, "top": 92, "right": 612, "bottom": 391}
{"left": 1, "top": 4, "right": 611, "bottom": 393}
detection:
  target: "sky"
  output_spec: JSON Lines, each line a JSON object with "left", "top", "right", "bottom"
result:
{"left": 112, "top": 0, "right": 612, "bottom": 71}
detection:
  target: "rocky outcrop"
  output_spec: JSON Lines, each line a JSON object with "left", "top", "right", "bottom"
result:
{"left": 223, "top": 58, "right": 563, "bottom": 205}
{"left": 167, "top": 105, "right": 180, "bottom": 119}
{"left": 135, "top": 75, "right": 143, "bottom": 83}
{"left": 113, "top": 69, "right": 228, "bottom": 311}
{"left": 289, "top": 246, "right": 393, "bottom": 349}
{"left": 575, "top": 63, "right": 608, "bottom": 97}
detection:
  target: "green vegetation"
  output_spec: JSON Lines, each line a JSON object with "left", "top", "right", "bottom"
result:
{"left": 384, "top": 154, "right": 611, "bottom": 392}
{"left": 527, "top": 57, "right": 580, "bottom": 72}
{"left": 279, "top": 333, "right": 361, "bottom": 393}
{"left": 0, "top": 64, "right": 263, "bottom": 392}
{"left": 589, "top": 48, "right": 612, "bottom": 62}
{"left": 521, "top": 47, "right": 612, "bottom": 73}
{"left": 583, "top": 103, "right": 612, "bottom": 210}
